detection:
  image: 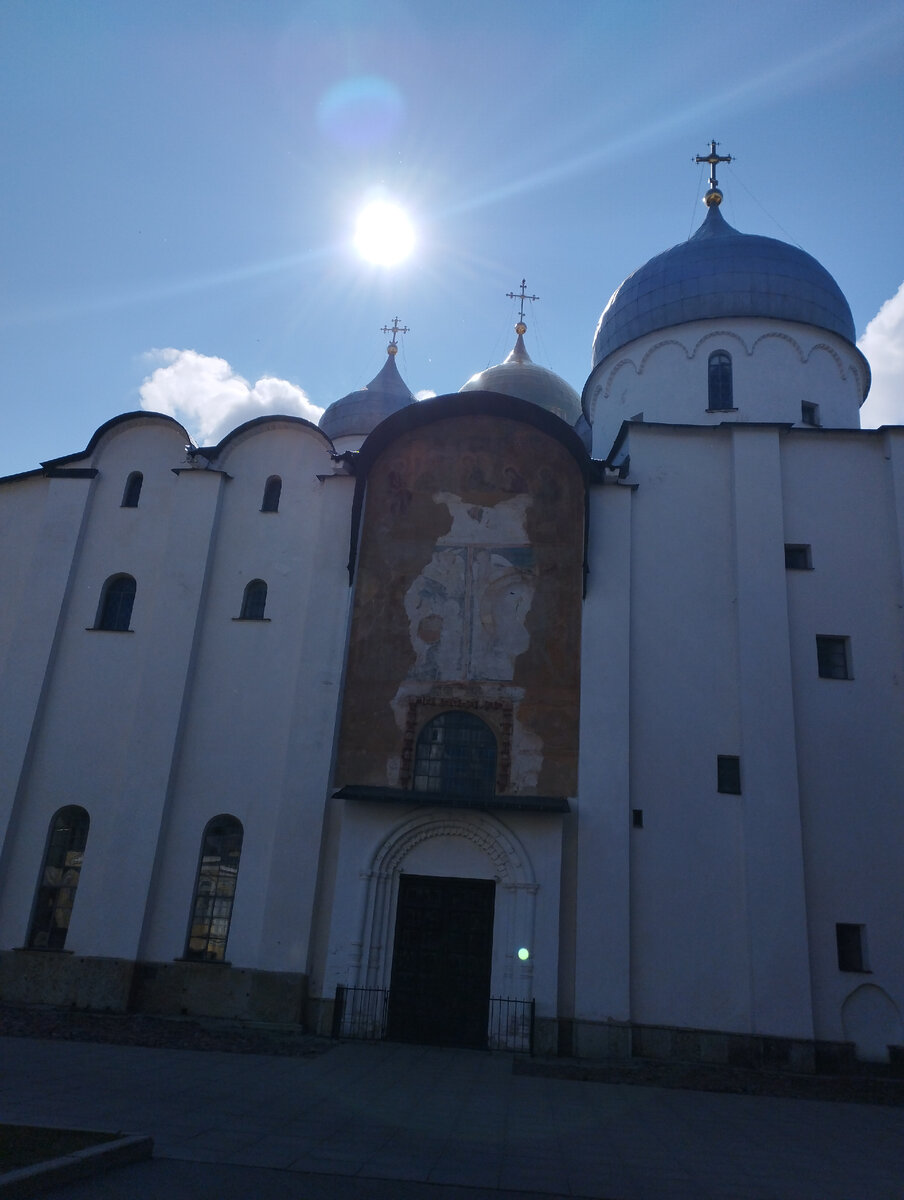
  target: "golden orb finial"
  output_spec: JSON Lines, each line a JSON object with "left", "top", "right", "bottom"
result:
{"left": 515, "top": 321, "right": 527, "bottom": 335}
{"left": 694, "top": 140, "right": 733, "bottom": 206}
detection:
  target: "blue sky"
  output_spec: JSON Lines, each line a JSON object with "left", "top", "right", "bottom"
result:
{"left": 1, "top": 0, "right": 902, "bottom": 475}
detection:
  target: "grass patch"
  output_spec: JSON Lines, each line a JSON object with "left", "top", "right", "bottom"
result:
{"left": 0, "top": 1125, "right": 117, "bottom": 1173}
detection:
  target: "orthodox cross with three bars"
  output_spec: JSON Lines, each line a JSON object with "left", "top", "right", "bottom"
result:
{"left": 506, "top": 279, "right": 539, "bottom": 331}
{"left": 694, "top": 140, "right": 733, "bottom": 192}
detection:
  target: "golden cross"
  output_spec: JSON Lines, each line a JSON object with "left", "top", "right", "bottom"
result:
{"left": 506, "top": 279, "right": 539, "bottom": 332}
{"left": 694, "top": 140, "right": 733, "bottom": 193}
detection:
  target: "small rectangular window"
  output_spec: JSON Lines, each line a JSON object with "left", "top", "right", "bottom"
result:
{"left": 816, "top": 635, "right": 852, "bottom": 680}
{"left": 801, "top": 402, "right": 820, "bottom": 427}
{"left": 717, "top": 755, "right": 741, "bottom": 794}
{"left": 632, "top": 809, "right": 644, "bottom": 828}
{"left": 784, "top": 544, "right": 812, "bottom": 570}
{"left": 836, "top": 923, "right": 868, "bottom": 972}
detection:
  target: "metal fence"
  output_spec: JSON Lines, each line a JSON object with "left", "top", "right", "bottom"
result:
{"left": 488, "top": 996, "right": 534, "bottom": 1054}
{"left": 332, "top": 985, "right": 533, "bottom": 1053}
{"left": 331, "top": 985, "right": 389, "bottom": 1041}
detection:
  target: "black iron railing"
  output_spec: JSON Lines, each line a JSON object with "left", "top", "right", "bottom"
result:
{"left": 332, "top": 985, "right": 534, "bottom": 1053}
{"left": 331, "top": 984, "right": 389, "bottom": 1040}
{"left": 488, "top": 996, "right": 534, "bottom": 1053}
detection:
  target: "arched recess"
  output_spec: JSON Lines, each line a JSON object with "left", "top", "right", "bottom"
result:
{"left": 351, "top": 809, "right": 537, "bottom": 998}
{"left": 841, "top": 984, "right": 903, "bottom": 1063}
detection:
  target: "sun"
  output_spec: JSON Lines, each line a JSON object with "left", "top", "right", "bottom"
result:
{"left": 353, "top": 200, "right": 416, "bottom": 266}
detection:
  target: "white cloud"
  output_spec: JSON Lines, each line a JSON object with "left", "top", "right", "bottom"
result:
{"left": 858, "top": 283, "right": 904, "bottom": 428}
{"left": 415, "top": 389, "right": 437, "bottom": 402}
{"left": 139, "top": 348, "right": 324, "bottom": 445}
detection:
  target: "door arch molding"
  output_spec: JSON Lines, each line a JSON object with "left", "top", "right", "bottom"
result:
{"left": 352, "top": 809, "right": 537, "bottom": 998}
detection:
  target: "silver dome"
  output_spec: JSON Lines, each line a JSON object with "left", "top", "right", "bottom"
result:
{"left": 460, "top": 334, "right": 582, "bottom": 425}
{"left": 319, "top": 350, "right": 415, "bottom": 440}
{"left": 592, "top": 203, "right": 856, "bottom": 368}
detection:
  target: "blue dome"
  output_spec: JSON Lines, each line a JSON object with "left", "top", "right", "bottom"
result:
{"left": 592, "top": 204, "right": 856, "bottom": 368}
{"left": 320, "top": 350, "right": 415, "bottom": 440}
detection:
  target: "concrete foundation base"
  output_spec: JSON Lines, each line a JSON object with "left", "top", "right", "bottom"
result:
{"left": 130, "top": 961, "right": 308, "bottom": 1023}
{"left": 0, "top": 951, "right": 307, "bottom": 1025}
{"left": 566, "top": 1017, "right": 867, "bottom": 1074}
{"left": 0, "top": 950, "right": 135, "bottom": 1011}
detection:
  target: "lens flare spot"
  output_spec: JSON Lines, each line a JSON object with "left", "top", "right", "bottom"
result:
{"left": 517, "top": 947, "right": 530, "bottom": 962}
{"left": 317, "top": 76, "right": 405, "bottom": 149}
{"left": 354, "top": 201, "right": 416, "bottom": 266}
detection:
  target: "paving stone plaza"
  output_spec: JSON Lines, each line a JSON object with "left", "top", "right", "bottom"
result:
{"left": 2, "top": 1035, "right": 903, "bottom": 1199}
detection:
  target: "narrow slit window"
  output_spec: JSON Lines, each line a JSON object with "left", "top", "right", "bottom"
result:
{"left": 121, "top": 472, "right": 143, "bottom": 507}
{"left": 96, "top": 574, "right": 136, "bottom": 631}
{"left": 708, "top": 351, "right": 733, "bottom": 410}
{"left": 185, "top": 815, "right": 243, "bottom": 963}
{"left": 239, "top": 579, "right": 268, "bottom": 620}
{"left": 717, "top": 755, "right": 742, "bottom": 794}
{"left": 261, "top": 476, "right": 282, "bottom": 513}
{"left": 413, "top": 712, "right": 497, "bottom": 798}
{"left": 801, "top": 402, "right": 820, "bottom": 427}
{"left": 28, "top": 806, "right": 90, "bottom": 950}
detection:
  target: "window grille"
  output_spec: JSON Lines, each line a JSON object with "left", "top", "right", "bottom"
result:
{"left": 96, "top": 574, "right": 136, "bottom": 631}
{"left": 413, "top": 712, "right": 497, "bottom": 798}
{"left": 707, "top": 350, "right": 733, "bottom": 410}
{"left": 28, "top": 806, "right": 90, "bottom": 950}
{"left": 239, "top": 579, "right": 268, "bottom": 620}
{"left": 185, "top": 815, "right": 244, "bottom": 962}
{"left": 121, "top": 472, "right": 143, "bottom": 507}
{"left": 816, "top": 635, "right": 851, "bottom": 680}
{"left": 261, "top": 476, "right": 282, "bottom": 512}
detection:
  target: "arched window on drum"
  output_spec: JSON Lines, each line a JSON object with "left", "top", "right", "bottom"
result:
{"left": 707, "top": 350, "right": 733, "bottom": 411}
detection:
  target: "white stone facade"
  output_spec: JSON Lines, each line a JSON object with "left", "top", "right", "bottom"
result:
{"left": 1, "top": 240, "right": 902, "bottom": 1068}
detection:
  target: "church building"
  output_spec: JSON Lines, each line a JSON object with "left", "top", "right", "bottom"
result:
{"left": 1, "top": 155, "right": 901, "bottom": 1068}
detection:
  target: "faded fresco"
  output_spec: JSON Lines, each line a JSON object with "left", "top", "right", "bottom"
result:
{"left": 336, "top": 414, "right": 584, "bottom": 797}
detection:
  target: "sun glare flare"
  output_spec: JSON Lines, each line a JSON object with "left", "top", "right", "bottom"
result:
{"left": 354, "top": 200, "right": 416, "bottom": 266}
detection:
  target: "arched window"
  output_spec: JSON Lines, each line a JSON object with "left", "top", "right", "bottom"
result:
{"left": 28, "top": 806, "right": 90, "bottom": 950}
{"left": 185, "top": 815, "right": 244, "bottom": 962}
{"left": 239, "top": 579, "right": 267, "bottom": 620}
{"left": 413, "top": 712, "right": 497, "bottom": 799}
{"left": 121, "top": 471, "right": 143, "bottom": 508}
{"left": 96, "top": 574, "right": 136, "bottom": 631}
{"left": 708, "top": 350, "right": 733, "bottom": 410}
{"left": 261, "top": 475, "right": 282, "bottom": 513}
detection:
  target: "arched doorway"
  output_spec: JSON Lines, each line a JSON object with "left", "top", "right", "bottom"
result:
{"left": 358, "top": 812, "right": 535, "bottom": 1047}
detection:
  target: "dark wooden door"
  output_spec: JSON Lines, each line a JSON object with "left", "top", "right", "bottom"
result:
{"left": 387, "top": 874, "right": 495, "bottom": 1049}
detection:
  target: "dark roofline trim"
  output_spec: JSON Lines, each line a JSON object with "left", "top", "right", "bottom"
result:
{"left": 355, "top": 390, "right": 592, "bottom": 477}
{"left": 346, "top": 391, "right": 594, "bottom": 586}
{"left": 334, "top": 784, "right": 569, "bottom": 814}
{"left": 198, "top": 412, "right": 335, "bottom": 462}
{"left": 38, "top": 411, "right": 191, "bottom": 473}
{"left": 604, "top": 416, "right": 893, "bottom": 466}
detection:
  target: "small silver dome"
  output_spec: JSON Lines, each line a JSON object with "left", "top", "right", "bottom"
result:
{"left": 592, "top": 203, "right": 857, "bottom": 368}
{"left": 460, "top": 333, "right": 581, "bottom": 424}
{"left": 320, "top": 350, "right": 415, "bottom": 440}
